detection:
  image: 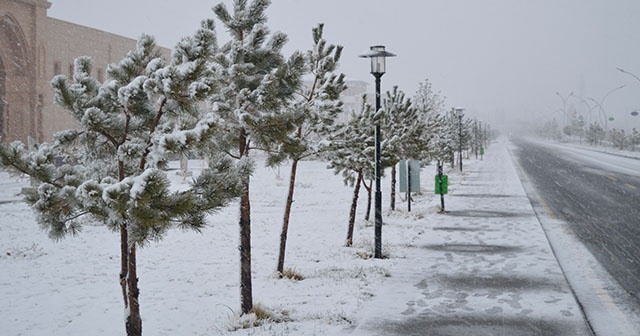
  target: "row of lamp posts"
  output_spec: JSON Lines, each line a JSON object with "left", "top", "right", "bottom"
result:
{"left": 555, "top": 67, "right": 640, "bottom": 141}
{"left": 359, "top": 54, "right": 639, "bottom": 260}
{"left": 360, "top": 46, "right": 476, "bottom": 258}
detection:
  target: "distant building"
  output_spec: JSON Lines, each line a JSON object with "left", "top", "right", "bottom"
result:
{"left": 0, "top": 0, "right": 168, "bottom": 143}
{"left": 339, "top": 79, "right": 372, "bottom": 123}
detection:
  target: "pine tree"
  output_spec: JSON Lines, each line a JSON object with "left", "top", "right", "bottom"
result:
{"left": 461, "top": 118, "right": 473, "bottom": 158}
{"left": 325, "top": 96, "right": 386, "bottom": 247}
{"left": 208, "top": 0, "right": 304, "bottom": 314}
{"left": 608, "top": 128, "right": 627, "bottom": 149}
{"left": 576, "top": 114, "right": 586, "bottom": 143}
{"left": 542, "top": 118, "right": 562, "bottom": 140}
{"left": 381, "top": 86, "right": 422, "bottom": 211}
{"left": 413, "top": 79, "right": 448, "bottom": 166}
{"left": 431, "top": 110, "right": 457, "bottom": 167}
{"left": 586, "top": 122, "right": 605, "bottom": 145}
{"left": 276, "top": 23, "right": 345, "bottom": 275}
{"left": 631, "top": 128, "right": 640, "bottom": 151}
{"left": 0, "top": 22, "right": 244, "bottom": 336}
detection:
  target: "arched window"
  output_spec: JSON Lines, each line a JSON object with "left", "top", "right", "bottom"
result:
{"left": 54, "top": 61, "right": 61, "bottom": 75}
{"left": 0, "top": 13, "right": 32, "bottom": 142}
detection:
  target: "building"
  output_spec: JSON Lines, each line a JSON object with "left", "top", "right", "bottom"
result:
{"left": 1, "top": 0, "right": 370, "bottom": 144}
{"left": 0, "top": 0, "right": 168, "bottom": 144}
{"left": 341, "top": 80, "right": 369, "bottom": 112}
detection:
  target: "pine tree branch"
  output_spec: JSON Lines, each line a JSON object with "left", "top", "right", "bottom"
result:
{"left": 100, "top": 130, "right": 120, "bottom": 148}
{"left": 307, "top": 74, "right": 319, "bottom": 102}
{"left": 139, "top": 97, "right": 167, "bottom": 171}
{"left": 221, "top": 148, "right": 241, "bottom": 160}
{"left": 62, "top": 210, "right": 90, "bottom": 223}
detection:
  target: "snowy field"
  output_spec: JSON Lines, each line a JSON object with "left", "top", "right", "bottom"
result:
{"left": 2, "top": 148, "right": 455, "bottom": 335}
{"left": 4, "top": 137, "right": 638, "bottom": 335}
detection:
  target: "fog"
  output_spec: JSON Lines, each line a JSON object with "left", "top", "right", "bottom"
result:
{"left": 48, "top": 0, "right": 640, "bottom": 132}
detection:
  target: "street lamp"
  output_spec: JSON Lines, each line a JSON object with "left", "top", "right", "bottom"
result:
{"left": 359, "top": 45, "right": 395, "bottom": 259}
{"left": 568, "top": 93, "right": 598, "bottom": 139}
{"left": 586, "top": 85, "right": 626, "bottom": 137}
{"left": 556, "top": 91, "right": 573, "bottom": 130}
{"left": 454, "top": 107, "right": 465, "bottom": 172}
{"left": 617, "top": 67, "right": 640, "bottom": 84}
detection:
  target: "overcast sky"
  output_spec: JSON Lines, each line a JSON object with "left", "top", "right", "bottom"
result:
{"left": 48, "top": 0, "right": 640, "bottom": 131}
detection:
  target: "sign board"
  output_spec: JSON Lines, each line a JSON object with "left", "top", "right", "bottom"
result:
{"left": 399, "top": 160, "right": 421, "bottom": 192}
{"left": 435, "top": 175, "right": 448, "bottom": 194}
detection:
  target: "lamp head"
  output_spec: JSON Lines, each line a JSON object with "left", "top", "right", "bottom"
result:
{"left": 359, "top": 45, "right": 396, "bottom": 75}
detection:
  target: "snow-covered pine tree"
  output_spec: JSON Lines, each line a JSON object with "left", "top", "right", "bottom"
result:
{"left": 431, "top": 110, "right": 457, "bottom": 168}
{"left": 276, "top": 23, "right": 346, "bottom": 275}
{"left": 325, "top": 95, "right": 383, "bottom": 247}
{"left": 586, "top": 122, "right": 605, "bottom": 145}
{"left": 0, "top": 22, "right": 244, "bottom": 336}
{"left": 460, "top": 117, "right": 473, "bottom": 159}
{"left": 381, "top": 86, "right": 423, "bottom": 211}
{"left": 608, "top": 128, "right": 627, "bottom": 149}
{"left": 414, "top": 79, "right": 446, "bottom": 118}
{"left": 631, "top": 128, "right": 640, "bottom": 151}
{"left": 208, "top": 0, "right": 305, "bottom": 315}
{"left": 413, "top": 78, "right": 446, "bottom": 162}
{"left": 575, "top": 114, "right": 586, "bottom": 143}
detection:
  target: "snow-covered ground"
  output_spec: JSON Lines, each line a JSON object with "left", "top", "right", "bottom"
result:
{"left": 1, "top": 137, "right": 637, "bottom": 335}
{"left": 530, "top": 139, "right": 640, "bottom": 177}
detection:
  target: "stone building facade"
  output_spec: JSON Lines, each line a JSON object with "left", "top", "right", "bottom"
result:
{"left": 1, "top": 0, "right": 369, "bottom": 144}
{"left": 0, "top": 0, "right": 156, "bottom": 143}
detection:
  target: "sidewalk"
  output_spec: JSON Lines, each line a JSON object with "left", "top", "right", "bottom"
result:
{"left": 350, "top": 137, "right": 593, "bottom": 335}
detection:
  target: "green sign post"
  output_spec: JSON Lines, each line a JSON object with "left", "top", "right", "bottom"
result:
{"left": 435, "top": 175, "right": 448, "bottom": 194}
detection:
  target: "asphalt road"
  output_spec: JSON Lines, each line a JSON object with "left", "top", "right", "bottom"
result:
{"left": 511, "top": 138, "right": 640, "bottom": 305}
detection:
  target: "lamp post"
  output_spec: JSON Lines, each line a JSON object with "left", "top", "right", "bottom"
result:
{"left": 454, "top": 107, "right": 465, "bottom": 172}
{"left": 556, "top": 92, "right": 573, "bottom": 130}
{"left": 617, "top": 67, "right": 640, "bottom": 84}
{"left": 474, "top": 120, "right": 478, "bottom": 159}
{"left": 586, "top": 85, "right": 626, "bottom": 138}
{"left": 359, "top": 45, "right": 395, "bottom": 259}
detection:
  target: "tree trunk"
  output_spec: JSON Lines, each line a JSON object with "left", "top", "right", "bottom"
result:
{"left": 239, "top": 176, "right": 252, "bottom": 314}
{"left": 346, "top": 171, "right": 363, "bottom": 247}
{"left": 118, "top": 161, "right": 128, "bottom": 312}
{"left": 277, "top": 158, "right": 299, "bottom": 274}
{"left": 390, "top": 164, "right": 396, "bottom": 210}
{"left": 238, "top": 129, "right": 253, "bottom": 314}
{"left": 125, "top": 245, "right": 142, "bottom": 336}
{"left": 363, "top": 178, "right": 372, "bottom": 221}
{"left": 119, "top": 224, "right": 128, "bottom": 310}
{"left": 119, "top": 220, "right": 142, "bottom": 336}
{"left": 118, "top": 157, "right": 141, "bottom": 336}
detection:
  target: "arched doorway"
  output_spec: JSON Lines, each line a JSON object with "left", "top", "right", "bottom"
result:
{"left": 0, "top": 12, "right": 32, "bottom": 143}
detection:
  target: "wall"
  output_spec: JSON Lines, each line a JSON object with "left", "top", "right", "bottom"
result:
{"left": 0, "top": 0, "right": 169, "bottom": 143}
